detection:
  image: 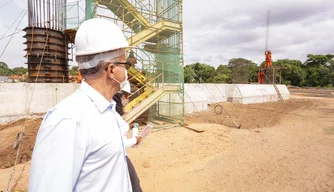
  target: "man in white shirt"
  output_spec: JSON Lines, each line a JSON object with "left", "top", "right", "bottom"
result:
{"left": 28, "top": 18, "right": 134, "bottom": 192}
{"left": 113, "top": 84, "right": 143, "bottom": 192}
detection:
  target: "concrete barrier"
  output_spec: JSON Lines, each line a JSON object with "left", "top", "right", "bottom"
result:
{"left": 276, "top": 85, "right": 290, "bottom": 100}
{"left": 234, "top": 84, "right": 278, "bottom": 104}
{"left": 0, "top": 83, "right": 290, "bottom": 123}
{"left": 184, "top": 84, "right": 208, "bottom": 113}
{"left": 0, "top": 83, "right": 79, "bottom": 124}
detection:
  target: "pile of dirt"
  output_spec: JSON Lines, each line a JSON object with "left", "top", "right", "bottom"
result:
{"left": 185, "top": 99, "right": 314, "bottom": 129}
{"left": 289, "top": 87, "right": 334, "bottom": 98}
{"left": 0, "top": 99, "right": 313, "bottom": 169}
{"left": 0, "top": 118, "right": 42, "bottom": 169}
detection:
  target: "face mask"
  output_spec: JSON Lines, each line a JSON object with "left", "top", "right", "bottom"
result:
{"left": 121, "top": 99, "right": 129, "bottom": 107}
{"left": 113, "top": 66, "right": 128, "bottom": 90}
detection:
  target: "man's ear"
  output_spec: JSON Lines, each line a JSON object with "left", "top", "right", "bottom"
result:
{"left": 106, "top": 64, "right": 115, "bottom": 79}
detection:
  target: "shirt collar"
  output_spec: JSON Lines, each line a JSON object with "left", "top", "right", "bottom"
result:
{"left": 79, "top": 80, "right": 115, "bottom": 113}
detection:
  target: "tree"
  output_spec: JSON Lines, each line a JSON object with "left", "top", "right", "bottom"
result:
{"left": 0, "top": 61, "right": 13, "bottom": 76}
{"left": 184, "top": 66, "right": 196, "bottom": 83}
{"left": 182, "top": 54, "right": 334, "bottom": 87}
{"left": 248, "top": 62, "right": 259, "bottom": 83}
{"left": 304, "top": 54, "right": 334, "bottom": 87}
{"left": 69, "top": 66, "right": 79, "bottom": 76}
{"left": 12, "top": 67, "right": 27, "bottom": 76}
{"left": 208, "top": 64, "right": 232, "bottom": 83}
{"left": 228, "top": 58, "right": 256, "bottom": 68}
{"left": 228, "top": 58, "right": 258, "bottom": 83}
{"left": 184, "top": 62, "right": 216, "bottom": 83}
{"left": 273, "top": 59, "right": 306, "bottom": 86}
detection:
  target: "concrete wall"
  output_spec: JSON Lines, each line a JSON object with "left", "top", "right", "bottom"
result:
{"left": 231, "top": 84, "right": 278, "bottom": 104}
{"left": 0, "top": 83, "right": 290, "bottom": 123}
{"left": 184, "top": 84, "right": 208, "bottom": 113}
{"left": 0, "top": 83, "right": 80, "bottom": 124}
{"left": 185, "top": 84, "right": 290, "bottom": 105}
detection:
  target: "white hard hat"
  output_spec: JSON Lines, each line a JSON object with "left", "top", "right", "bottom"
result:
{"left": 75, "top": 18, "right": 130, "bottom": 56}
{"left": 121, "top": 81, "right": 131, "bottom": 94}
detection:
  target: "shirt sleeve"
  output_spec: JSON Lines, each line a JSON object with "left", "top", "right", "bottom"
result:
{"left": 123, "top": 136, "right": 137, "bottom": 148}
{"left": 28, "top": 118, "right": 88, "bottom": 192}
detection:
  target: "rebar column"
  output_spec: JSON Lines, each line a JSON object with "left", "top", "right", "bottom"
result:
{"left": 24, "top": 0, "right": 69, "bottom": 83}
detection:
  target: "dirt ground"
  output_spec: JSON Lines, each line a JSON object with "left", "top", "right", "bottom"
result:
{"left": 0, "top": 90, "right": 334, "bottom": 191}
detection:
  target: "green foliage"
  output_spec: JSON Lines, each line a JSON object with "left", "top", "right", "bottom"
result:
{"left": 211, "top": 65, "right": 232, "bottom": 83}
{"left": 12, "top": 67, "right": 27, "bottom": 76}
{"left": 184, "top": 66, "right": 196, "bottom": 83}
{"left": 69, "top": 66, "right": 79, "bottom": 76}
{"left": 184, "top": 63, "right": 232, "bottom": 83}
{"left": 248, "top": 62, "right": 259, "bottom": 83}
{"left": 184, "top": 62, "right": 215, "bottom": 83}
{"left": 273, "top": 59, "right": 306, "bottom": 86}
{"left": 304, "top": 54, "right": 334, "bottom": 87}
{"left": 0, "top": 62, "right": 28, "bottom": 76}
{"left": 228, "top": 58, "right": 256, "bottom": 68}
{"left": 183, "top": 54, "right": 334, "bottom": 87}
{"left": 227, "top": 58, "right": 259, "bottom": 83}
{"left": 0, "top": 61, "right": 13, "bottom": 76}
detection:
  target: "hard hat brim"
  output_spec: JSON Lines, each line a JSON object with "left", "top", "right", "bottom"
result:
{"left": 76, "top": 46, "right": 136, "bottom": 56}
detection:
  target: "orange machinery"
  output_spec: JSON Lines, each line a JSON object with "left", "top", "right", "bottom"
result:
{"left": 258, "top": 10, "right": 272, "bottom": 84}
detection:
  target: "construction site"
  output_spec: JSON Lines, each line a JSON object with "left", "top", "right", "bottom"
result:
{"left": 0, "top": 0, "right": 334, "bottom": 191}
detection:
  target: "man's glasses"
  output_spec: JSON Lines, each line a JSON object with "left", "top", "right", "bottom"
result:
{"left": 105, "top": 61, "right": 132, "bottom": 71}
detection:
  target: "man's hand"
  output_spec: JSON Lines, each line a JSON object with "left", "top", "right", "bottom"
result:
{"left": 135, "top": 136, "right": 142, "bottom": 145}
{"left": 129, "top": 123, "right": 135, "bottom": 130}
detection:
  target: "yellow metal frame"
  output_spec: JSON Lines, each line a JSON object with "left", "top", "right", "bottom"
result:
{"left": 63, "top": 0, "right": 184, "bottom": 124}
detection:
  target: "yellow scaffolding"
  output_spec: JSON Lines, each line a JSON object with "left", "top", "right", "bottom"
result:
{"left": 64, "top": 0, "right": 184, "bottom": 125}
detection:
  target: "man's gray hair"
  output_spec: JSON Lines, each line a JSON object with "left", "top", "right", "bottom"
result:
{"left": 77, "top": 54, "right": 124, "bottom": 80}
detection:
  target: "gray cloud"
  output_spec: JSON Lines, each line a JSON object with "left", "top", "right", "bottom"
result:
{"left": 1, "top": 0, "right": 334, "bottom": 70}
{"left": 183, "top": 0, "right": 334, "bottom": 67}
{"left": 203, "top": 55, "right": 212, "bottom": 62}
{"left": 216, "top": 55, "right": 224, "bottom": 61}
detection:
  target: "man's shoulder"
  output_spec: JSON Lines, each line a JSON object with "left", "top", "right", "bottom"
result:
{"left": 47, "top": 90, "right": 95, "bottom": 120}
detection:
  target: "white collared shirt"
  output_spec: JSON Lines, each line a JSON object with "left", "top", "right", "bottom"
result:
{"left": 28, "top": 81, "right": 132, "bottom": 192}
{"left": 115, "top": 115, "right": 137, "bottom": 153}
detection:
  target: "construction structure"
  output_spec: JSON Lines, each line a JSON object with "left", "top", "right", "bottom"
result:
{"left": 257, "top": 9, "right": 284, "bottom": 101}
{"left": 63, "top": 0, "right": 184, "bottom": 125}
{"left": 24, "top": 0, "right": 69, "bottom": 83}
{"left": 232, "top": 61, "right": 249, "bottom": 84}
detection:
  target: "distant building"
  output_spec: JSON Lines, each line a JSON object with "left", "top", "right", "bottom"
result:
{"left": 0, "top": 76, "right": 8, "bottom": 83}
{"left": 7, "top": 75, "right": 25, "bottom": 82}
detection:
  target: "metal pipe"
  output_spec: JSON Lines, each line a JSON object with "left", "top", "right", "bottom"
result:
{"left": 48, "top": 0, "right": 50, "bottom": 28}
{"left": 39, "top": 0, "right": 41, "bottom": 27}
{"left": 27, "top": 0, "right": 30, "bottom": 25}
{"left": 56, "top": 0, "right": 58, "bottom": 30}
{"left": 54, "top": 0, "right": 56, "bottom": 29}
{"left": 31, "top": 0, "right": 34, "bottom": 26}
{"left": 53, "top": 0, "right": 55, "bottom": 29}
{"left": 34, "top": 0, "right": 36, "bottom": 26}
{"left": 35, "top": 0, "right": 38, "bottom": 26}
{"left": 43, "top": 0, "right": 46, "bottom": 27}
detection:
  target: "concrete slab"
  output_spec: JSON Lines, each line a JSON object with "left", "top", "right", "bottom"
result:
{"left": 184, "top": 84, "right": 208, "bottom": 113}
{"left": 236, "top": 84, "right": 278, "bottom": 104}
{"left": 0, "top": 83, "right": 79, "bottom": 124}
{"left": 276, "top": 84, "right": 291, "bottom": 100}
{"left": 0, "top": 83, "right": 290, "bottom": 121}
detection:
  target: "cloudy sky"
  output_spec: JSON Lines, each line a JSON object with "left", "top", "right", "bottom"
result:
{"left": 0, "top": 0, "right": 333, "bottom": 69}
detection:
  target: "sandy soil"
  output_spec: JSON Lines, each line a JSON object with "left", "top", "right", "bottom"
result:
{"left": 0, "top": 119, "right": 41, "bottom": 170}
{"left": 0, "top": 91, "right": 334, "bottom": 191}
